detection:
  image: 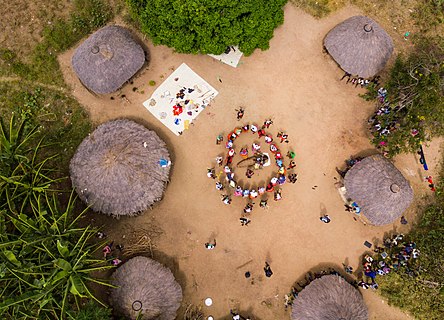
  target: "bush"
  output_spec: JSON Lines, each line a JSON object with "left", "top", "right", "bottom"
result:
{"left": 126, "top": 0, "right": 288, "bottom": 55}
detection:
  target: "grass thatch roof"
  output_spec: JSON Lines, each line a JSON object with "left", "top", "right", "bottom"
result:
{"left": 110, "top": 256, "right": 182, "bottom": 320}
{"left": 291, "top": 275, "right": 368, "bottom": 320}
{"left": 72, "top": 25, "right": 145, "bottom": 94}
{"left": 344, "top": 154, "right": 413, "bottom": 226}
{"left": 324, "top": 16, "right": 393, "bottom": 78}
{"left": 70, "top": 119, "right": 171, "bottom": 216}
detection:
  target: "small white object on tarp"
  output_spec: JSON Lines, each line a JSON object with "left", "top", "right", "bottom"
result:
{"left": 204, "top": 297, "right": 213, "bottom": 306}
{"left": 208, "top": 46, "right": 243, "bottom": 68}
{"left": 143, "top": 63, "right": 219, "bottom": 136}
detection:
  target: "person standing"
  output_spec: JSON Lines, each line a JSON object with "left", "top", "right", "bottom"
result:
{"left": 320, "top": 215, "right": 331, "bottom": 223}
{"left": 264, "top": 262, "right": 273, "bottom": 277}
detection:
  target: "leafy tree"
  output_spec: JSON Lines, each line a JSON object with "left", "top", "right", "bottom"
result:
{"left": 126, "top": 0, "right": 288, "bottom": 55}
{"left": 367, "top": 36, "right": 444, "bottom": 157}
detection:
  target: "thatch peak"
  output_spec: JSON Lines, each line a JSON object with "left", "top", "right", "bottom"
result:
{"left": 344, "top": 154, "right": 413, "bottom": 226}
{"left": 70, "top": 119, "right": 171, "bottom": 216}
{"left": 72, "top": 25, "right": 145, "bottom": 94}
{"left": 110, "top": 256, "right": 182, "bottom": 320}
{"left": 324, "top": 15, "right": 393, "bottom": 78}
{"left": 291, "top": 275, "right": 368, "bottom": 320}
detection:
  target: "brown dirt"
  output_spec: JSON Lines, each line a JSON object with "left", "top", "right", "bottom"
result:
{"left": 58, "top": 4, "right": 440, "bottom": 320}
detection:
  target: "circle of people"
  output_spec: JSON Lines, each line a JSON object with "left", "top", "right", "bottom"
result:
{"left": 207, "top": 119, "right": 298, "bottom": 225}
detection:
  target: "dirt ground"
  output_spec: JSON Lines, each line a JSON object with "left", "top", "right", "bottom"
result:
{"left": 59, "top": 4, "right": 441, "bottom": 320}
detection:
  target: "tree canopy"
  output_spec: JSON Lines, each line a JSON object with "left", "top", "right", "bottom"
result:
{"left": 126, "top": 0, "right": 288, "bottom": 55}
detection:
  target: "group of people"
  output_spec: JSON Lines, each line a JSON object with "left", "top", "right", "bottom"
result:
{"left": 358, "top": 233, "right": 420, "bottom": 290}
{"left": 367, "top": 86, "right": 421, "bottom": 155}
{"left": 208, "top": 119, "right": 299, "bottom": 226}
{"left": 100, "top": 237, "right": 123, "bottom": 266}
{"left": 340, "top": 72, "right": 381, "bottom": 88}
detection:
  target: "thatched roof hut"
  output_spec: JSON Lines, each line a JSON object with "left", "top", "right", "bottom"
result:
{"left": 344, "top": 154, "right": 413, "bottom": 226}
{"left": 70, "top": 119, "right": 171, "bottom": 216}
{"left": 291, "top": 275, "right": 368, "bottom": 320}
{"left": 324, "top": 16, "right": 393, "bottom": 78}
{"left": 72, "top": 25, "right": 145, "bottom": 94}
{"left": 110, "top": 256, "right": 182, "bottom": 320}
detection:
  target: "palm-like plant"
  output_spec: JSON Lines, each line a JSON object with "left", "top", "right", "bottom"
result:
{"left": 0, "top": 191, "right": 115, "bottom": 319}
{"left": 0, "top": 114, "right": 63, "bottom": 214}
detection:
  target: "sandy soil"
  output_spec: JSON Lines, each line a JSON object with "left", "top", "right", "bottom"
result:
{"left": 59, "top": 4, "right": 440, "bottom": 320}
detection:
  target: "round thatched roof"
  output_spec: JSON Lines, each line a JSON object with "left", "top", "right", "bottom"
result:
{"left": 344, "top": 154, "right": 413, "bottom": 226}
{"left": 72, "top": 25, "right": 145, "bottom": 94}
{"left": 291, "top": 275, "right": 368, "bottom": 320}
{"left": 70, "top": 119, "right": 171, "bottom": 216}
{"left": 324, "top": 16, "right": 393, "bottom": 78}
{"left": 110, "top": 256, "right": 182, "bottom": 320}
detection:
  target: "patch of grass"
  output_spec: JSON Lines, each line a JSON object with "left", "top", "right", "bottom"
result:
{"left": 0, "top": 82, "right": 92, "bottom": 173}
{"left": 290, "top": 0, "right": 346, "bottom": 18}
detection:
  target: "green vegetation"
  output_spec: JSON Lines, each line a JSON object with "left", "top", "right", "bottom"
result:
{"left": 376, "top": 188, "right": 444, "bottom": 319}
{"left": 126, "top": 0, "right": 287, "bottom": 55}
{"left": 0, "top": 113, "right": 114, "bottom": 319}
{"left": 366, "top": 36, "right": 444, "bottom": 157}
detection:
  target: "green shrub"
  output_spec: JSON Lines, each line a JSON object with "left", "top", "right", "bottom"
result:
{"left": 126, "top": 0, "right": 288, "bottom": 55}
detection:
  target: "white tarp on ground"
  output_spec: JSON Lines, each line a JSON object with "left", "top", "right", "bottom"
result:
{"left": 143, "top": 63, "right": 219, "bottom": 136}
{"left": 208, "top": 46, "right": 243, "bottom": 68}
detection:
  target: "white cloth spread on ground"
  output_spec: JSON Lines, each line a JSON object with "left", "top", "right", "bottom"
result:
{"left": 143, "top": 63, "right": 218, "bottom": 136}
{"left": 208, "top": 46, "right": 243, "bottom": 68}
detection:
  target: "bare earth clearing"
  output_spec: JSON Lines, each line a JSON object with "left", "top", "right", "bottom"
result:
{"left": 59, "top": 5, "right": 440, "bottom": 320}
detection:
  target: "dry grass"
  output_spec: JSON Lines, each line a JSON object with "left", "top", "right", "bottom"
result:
{"left": 121, "top": 224, "right": 163, "bottom": 258}
{"left": 183, "top": 304, "right": 205, "bottom": 320}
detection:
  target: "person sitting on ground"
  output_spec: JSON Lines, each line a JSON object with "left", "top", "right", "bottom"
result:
{"left": 215, "top": 181, "right": 224, "bottom": 191}
{"left": 216, "top": 156, "right": 223, "bottom": 166}
{"left": 249, "top": 189, "right": 258, "bottom": 199}
{"left": 266, "top": 182, "right": 274, "bottom": 192}
{"left": 274, "top": 189, "right": 282, "bottom": 201}
{"left": 277, "top": 132, "right": 289, "bottom": 143}
{"left": 270, "top": 176, "right": 278, "bottom": 186}
{"left": 265, "top": 135, "right": 273, "bottom": 144}
{"left": 243, "top": 203, "right": 254, "bottom": 213}
{"left": 242, "top": 124, "right": 249, "bottom": 132}
{"left": 262, "top": 119, "right": 273, "bottom": 129}
{"left": 288, "top": 161, "right": 296, "bottom": 170}
{"left": 222, "top": 195, "right": 231, "bottom": 205}
{"left": 242, "top": 189, "right": 250, "bottom": 198}
{"left": 250, "top": 124, "right": 258, "bottom": 134}
{"left": 260, "top": 199, "right": 268, "bottom": 209}
{"left": 252, "top": 142, "right": 261, "bottom": 152}
{"left": 234, "top": 185, "right": 243, "bottom": 196}
{"left": 258, "top": 129, "right": 266, "bottom": 138}
{"left": 216, "top": 134, "right": 224, "bottom": 145}
{"left": 258, "top": 186, "right": 266, "bottom": 195}
{"left": 207, "top": 168, "right": 216, "bottom": 179}
{"left": 246, "top": 168, "right": 254, "bottom": 178}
